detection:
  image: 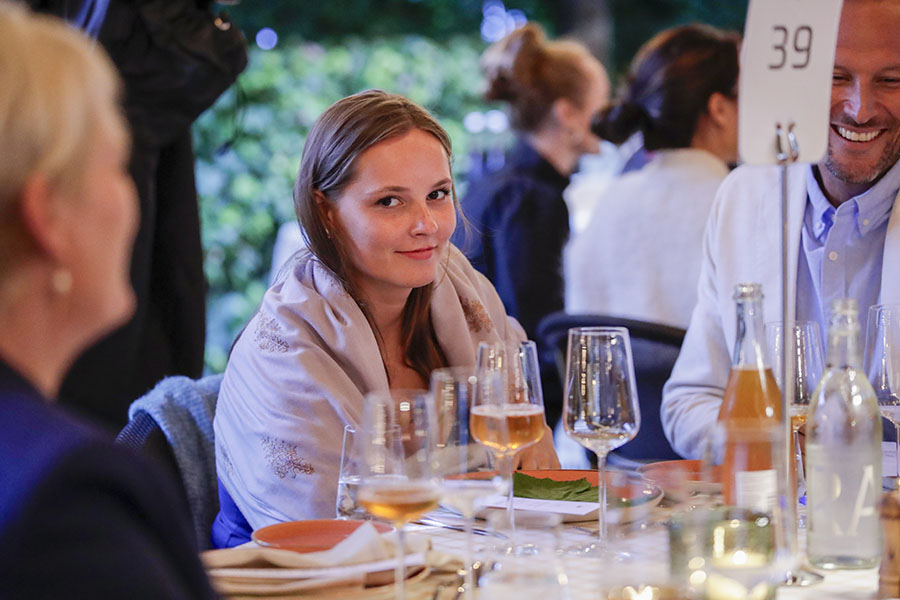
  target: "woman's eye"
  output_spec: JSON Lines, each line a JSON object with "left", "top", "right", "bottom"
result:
{"left": 428, "top": 188, "right": 450, "bottom": 201}
{"left": 376, "top": 196, "right": 400, "bottom": 207}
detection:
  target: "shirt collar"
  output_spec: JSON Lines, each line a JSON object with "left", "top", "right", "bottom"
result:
{"left": 806, "top": 159, "right": 900, "bottom": 239}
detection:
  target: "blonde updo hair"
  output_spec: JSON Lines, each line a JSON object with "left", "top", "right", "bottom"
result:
{"left": 481, "top": 22, "right": 598, "bottom": 133}
{"left": 0, "top": 3, "right": 123, "bottom": 278}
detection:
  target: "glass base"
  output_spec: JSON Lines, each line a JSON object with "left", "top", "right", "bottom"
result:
{"left": 564, "top": 540, "right": 631, "bottom": 560}
{"left": 808, "top": 555, "right": 880, "bottom": 570}
{"left": 781, "top": 566, "right": 824, "bottom": 587}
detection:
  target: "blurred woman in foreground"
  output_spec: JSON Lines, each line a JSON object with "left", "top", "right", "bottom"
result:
{"left": 213, "top": 90, "right": 559, "bottom": 547}
{"left": 0, "top": 5, "right": 213, "bottom": 597}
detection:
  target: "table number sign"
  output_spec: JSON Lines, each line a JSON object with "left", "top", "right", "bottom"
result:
{"left": 739, "top": 0, "right": 843, "bottom": 164}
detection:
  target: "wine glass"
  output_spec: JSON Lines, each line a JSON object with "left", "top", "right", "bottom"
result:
{"left": 472, "top": 340, "right": 547, "bottom": 533}
{"left": 562, "top": 326, "right": 640, "bottom": 555}
{"left": 431, "top": 366, "right": 508, "bottom": 600}
{"left": 765, "top": 321, "right": 825, "bottom": 587}
{"left": 765, "top": 321, "right": 824, "bottom": 501}
{"left": 356, "top": 389, "right": 441, "bottom": 600}
{"left": 866, "top": 304, "right": 900, "bottom": 481}
{"left": 700, "top": 422, "right": 797, "bottom": 599}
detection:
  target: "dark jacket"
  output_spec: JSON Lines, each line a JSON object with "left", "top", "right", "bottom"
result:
{"left": 0, "top": 360, "right": 217, "bottom": 599}
{"left": 456, "top": 139, "right": 570, "bottom": 341}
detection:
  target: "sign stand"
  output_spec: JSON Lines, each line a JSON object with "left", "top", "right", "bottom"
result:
{"left": 739, "top": 0, "right": 843, "bottom": 587}
{"left": 775, "top": 123, "right": 806, "bottom": 583}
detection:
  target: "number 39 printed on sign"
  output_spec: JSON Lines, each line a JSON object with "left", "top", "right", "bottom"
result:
{"left": 738, "top": 0, "right": 842, "bottom": 165}
{"left": 769, "top": 25, "right": 813, "bottom": 70}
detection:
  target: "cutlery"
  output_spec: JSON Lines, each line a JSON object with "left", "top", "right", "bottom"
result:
{"left": 413, "top": 516, "right": 506, "bottom": 539}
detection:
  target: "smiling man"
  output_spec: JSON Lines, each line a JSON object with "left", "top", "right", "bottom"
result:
{"left": 661, "top": 0, "right": 900, "bottom": 459}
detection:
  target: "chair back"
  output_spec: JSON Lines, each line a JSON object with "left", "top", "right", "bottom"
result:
{"left": 116, "top": 373, "right": 223, "bottom": 550}
{"left": 537, "top": 312, "right": 685, "bottom": 461}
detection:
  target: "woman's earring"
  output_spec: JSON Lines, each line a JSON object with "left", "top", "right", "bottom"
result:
{"left": 51, "top": 268, "right": 72, "bottom": 295}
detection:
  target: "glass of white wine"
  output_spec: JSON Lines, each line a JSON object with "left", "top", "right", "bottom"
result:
{"left": 431, "top": 366, "right": 507, "bottom": 600}
{"left": 562, "top": 327, "right": 640, "bottom": 555}
{"left": 356, "top": 389, "right": 440, "bottom": 600}
{"left": 866, "top": 304, "right": 900, "bottom": 483}
{"left": 472, "top": 341, "right": 547, "bottom": 533}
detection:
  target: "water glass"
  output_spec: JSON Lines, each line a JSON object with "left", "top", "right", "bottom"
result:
{"left": 336, "top": 425, "right": 368, "bottom": 519}
{"left": 866, "top": 304, "right": 900, "bottom": 479}
{"left": 479, "top": 511, "right": 570, "bottom": 600}
{"left": 700, "top": 422, "right": 797, "bottom": 599}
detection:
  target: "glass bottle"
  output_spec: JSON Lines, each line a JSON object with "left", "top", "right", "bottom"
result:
{"left": 717, "top": 283, "right": 783, "bottom": 509}
{"left": 806, "top": 298, "right": 882, "bottom": 569}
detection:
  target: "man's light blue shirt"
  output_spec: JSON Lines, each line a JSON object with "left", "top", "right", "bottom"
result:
{"left": 795, "top": 160, "right": 900, "bottom": 346}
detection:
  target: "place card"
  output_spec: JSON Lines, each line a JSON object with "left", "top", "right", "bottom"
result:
{"left": 739, "top": 0, "right": 843, "bottom": 164}
{"left": 482, "top": 494, "right": 597, "bottom": 517}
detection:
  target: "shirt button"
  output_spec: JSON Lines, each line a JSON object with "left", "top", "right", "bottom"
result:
{"left": 828, "top": 251, "right": 839, "bottom": 261}
{"left": 863, "top": 218, "right": 871, "bottom": 226}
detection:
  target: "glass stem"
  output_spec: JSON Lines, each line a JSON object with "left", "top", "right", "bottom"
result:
{"left": 463, "top": 508, "right": 474, "bottom": 600}
{"left": 792, "top": 428, "right": 805, "bottom": 497}
{"left": 394, "top": 526, "right": 406, "bottom": 600}
{"left": 597, "top": 450, "right": 608, "bottom": 546}
{"left": 502, "top": 453, "right": 516, "bottom": 534}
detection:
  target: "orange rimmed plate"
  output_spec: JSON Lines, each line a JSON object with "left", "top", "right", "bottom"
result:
{"left": 637, "top": 459, "right": 722, "bottom": 502}
{"left": 251, "top": 519, "right": 393, "bottom": 554}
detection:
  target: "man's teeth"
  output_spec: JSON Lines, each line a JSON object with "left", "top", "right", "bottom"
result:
{"left": 837, "top": 127, "right": 880, "bottom": 142}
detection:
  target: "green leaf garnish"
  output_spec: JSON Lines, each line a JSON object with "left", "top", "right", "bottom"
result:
{"left": 513, "top": 472, "right": 647, "bottom": 507}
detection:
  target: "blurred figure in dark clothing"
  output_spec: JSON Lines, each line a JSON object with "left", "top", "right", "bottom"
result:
{"left": 29, "top": 0, "right": 247, "bottom": 430}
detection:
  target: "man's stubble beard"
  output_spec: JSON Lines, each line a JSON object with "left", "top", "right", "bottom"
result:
{"left": 824, "top": 128, "right": 900, "bottom": 185}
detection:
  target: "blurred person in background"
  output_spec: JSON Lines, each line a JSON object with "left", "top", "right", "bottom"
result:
{"left": 566, "top": 23, "right": 741, "bottom": 330}
{"left": 664, "top": 0, "right": 900, "bottom": 458}
{"left": 27, "top": 0, "right": 247, "bottom": 431}
{"left": 455, "top": 22, "right": 609, "bottom": 429}
{"left": 0, "top": 5, "right": 214, "bottom": 597}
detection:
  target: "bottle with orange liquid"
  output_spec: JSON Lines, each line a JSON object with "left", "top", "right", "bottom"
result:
{"left": 717, "top": 283, "right": 783, "bottom": 510}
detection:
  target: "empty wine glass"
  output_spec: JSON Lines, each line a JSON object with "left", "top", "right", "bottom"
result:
{"left": 356, "top": 390, "right": 440, "bottom": 600}
{"left": 866, "top": 304, "right": 900, "bottom": 483}
{"left": 765, "top": 321, "right": 825, "bottom": 587}
{"left": 431, "top": 366, "right": 507, "bottom": 600}
{"left": 472, "top": 340, "right": 547, "bottom": 533}
{"left": 562, "top": 327, "right": 640, "bottom": 555}
{"left": 765, "top": 321, "right": 824, "bottom": 500}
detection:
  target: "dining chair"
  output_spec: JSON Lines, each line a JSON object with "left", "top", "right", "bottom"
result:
{"left": 116, "top": 373, "right": 223, "bottom": 550}
{"left": 536, "top": 311, "right": 686, "bottom": 462}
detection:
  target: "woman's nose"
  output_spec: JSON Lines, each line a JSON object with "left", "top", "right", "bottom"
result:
{"left": 411, "top": 202, "right": 438, "bottom": 235}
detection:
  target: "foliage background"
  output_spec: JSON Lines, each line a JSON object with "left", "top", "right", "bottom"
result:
{"left": 194, "top": 1, "right": 748, "bottom": 372}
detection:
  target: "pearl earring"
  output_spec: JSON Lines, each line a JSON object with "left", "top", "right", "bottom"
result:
{"left": 51, "top": 268, "right": 72, "bottom": 295}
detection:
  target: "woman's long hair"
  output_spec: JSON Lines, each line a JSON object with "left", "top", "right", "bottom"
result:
{"left": 294, "top": 90, "right": 455, "bottom": 383}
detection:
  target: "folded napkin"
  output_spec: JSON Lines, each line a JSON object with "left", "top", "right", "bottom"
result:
{"left": 202, "top": 522, "right": 437, "bottom": 597}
